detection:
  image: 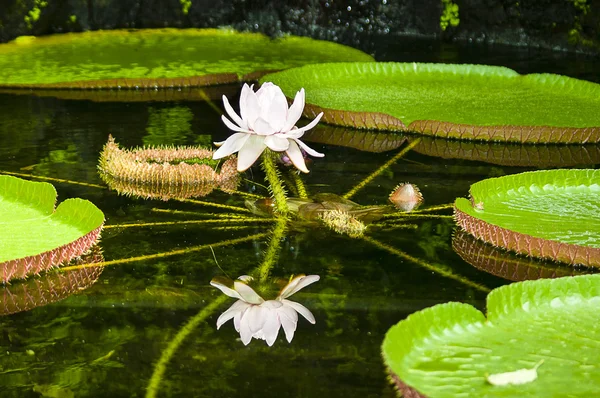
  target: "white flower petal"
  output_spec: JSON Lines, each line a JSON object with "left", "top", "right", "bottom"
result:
{"left": 212, "top": 133, "right": 249, "bottom": 159}
{"left": 238, "top": 83, "right": 252, "bottom": 121}
{"left": 282, "top": 88, "right": 305, "bottom": 132}
{"left": 216, "top": 300, "right": 250, "bottom": 329}
{"left": 261, "top": 310, "right": 282, "bottom": 346}
{"left": 295, "top": 138, "right": 325, "bottom": 158}
{"left": 236, "top": 134, "right": 267, "bottom": 171}
{"left": 238, "top": 275, "right": 254, "bottom": 283}
{"left": 263, "top": 85, "right": 289, "bottom": 132}
{"left": 293, "top": 112, "right": 324, "bottom": 135}
{"left": 278, "top": 126, "right": 304, "bottom": 139}
{"left": 279, "top": 303, "right": 299, "bottom": 324}
{"left": 238, "top": 313, "right": 254, "bottom": 345}
{"left": 246, "top": 305, "right": 268, "bottom": 333}
{"left": 242, "top": 85, "right": 260, "bottom": 129}
{"left": 279, "top": 275, "right": 320, "bottom": 299}
{"left": 279, "top": 312, "right": 298, "bottom": 343}
{"left": 221, "top": 115, "right": 249, "bottom": 133}
{"left": 256, "top": 82, "right": 275, "bottom": 102}
{"left": 253, "top": 117, "right": 276, "bottom": 136}
{"left": 234, "top": 280, "right": 265, "bottom": 304}
{"left": 210, "top": 279, "right": 243, "bottom": 300}
{"left": 282, "top": 299, "right": 316, "bottom": 324}
{"left": 265, "top": 135, "right": 290, "bottom": 152}
{"left": 222, "top": 94, "right": 246, "bottom": 129}
{"left": 285, "top": 140, "right": 309, "bottom": 173}
{"left": 233, "top": 309, "right": 244, "bottom": 332}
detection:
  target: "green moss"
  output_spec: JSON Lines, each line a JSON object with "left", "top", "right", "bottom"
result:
{"left": 440, "top": 0, "right": 459, "bottom": 31}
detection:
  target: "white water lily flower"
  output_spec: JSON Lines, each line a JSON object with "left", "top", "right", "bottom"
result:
{"left": 211, "top": 274, "right": 320, "bottom": 346}
{"left": 213, "top": 82, "right": 324, "bottom": 173}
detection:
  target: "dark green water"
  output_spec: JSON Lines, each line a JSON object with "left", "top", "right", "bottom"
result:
{"left": 0, "top": 36, "right": 598, "bottom": 397}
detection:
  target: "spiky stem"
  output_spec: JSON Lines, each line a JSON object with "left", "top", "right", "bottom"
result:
{"left": 261, "top": 150, "right": 289, "bottom": 215}
{"left": 256, "top": 217, "right": 287, "bottom": 285}
{"left": 289, "top": 169, "right": 308, "bottom": 199}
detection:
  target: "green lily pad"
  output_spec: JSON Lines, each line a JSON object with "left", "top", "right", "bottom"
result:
{"left": 0, "top": 29, "right": 373, "bottom": 89}
{"left": 454, "top": 169, "right": 600, "bottom": 267}
{"left": 382, "top": 274, "right": 600, "bottom": 397}
{"left": 452, "top": 230, "right": 591, "bottom": 281}
{"left": 263, "top": 63, "right": 600, "bottom": 144}
{"left": 0, "top": 175, "right": 104, "bottom": 281}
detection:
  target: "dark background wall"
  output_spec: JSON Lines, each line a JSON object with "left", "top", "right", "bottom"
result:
{"left": 0, "top": 0, "right": 599, "bottom": 54}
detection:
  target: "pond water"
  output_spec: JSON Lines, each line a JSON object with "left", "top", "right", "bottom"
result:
{"left": 0, "top": 35, "right": 598, "bottom": 397}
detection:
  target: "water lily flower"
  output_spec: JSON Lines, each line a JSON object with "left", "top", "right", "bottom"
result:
{"left": 213, "top": 82, "right": 324, "bottom": 173}
{"left": 211, "top": 274, "right": 320, "bottom": 346}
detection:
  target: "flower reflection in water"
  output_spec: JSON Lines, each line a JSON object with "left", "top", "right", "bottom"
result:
{"left": 211, "top": 274, "right": 320, "bottom": 346}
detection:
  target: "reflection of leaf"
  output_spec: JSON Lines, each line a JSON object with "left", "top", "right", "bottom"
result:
{"left": 0, "top": 29, "right": 373, "bottom": 88}
{"left": 31, "top": 143, "right": 82, "bottom": 177}
{"left": 452, "top": 230, "right": 592, "bottom": 281}
{"left": 143, "top": 106, "right": 194, "bottom": 147}
{"left": 0, "top": 85, "right": 240, "bottom": 103}
{"left": 265, "top": 63, "right": 600, "bottom": 143}
{"left": 0, "top": 248, "right": 103, "bottom": 316}
{"left": 382, "top": 274, "right": 600, "bottom": 398}
{"left": 410, "top": 136, "right": 600, "bottom": 167}
{"left": 0, "top": 175, "right": 104, "bottom": 282}
{"left": 455, "top": 169, "right": 600, "bottom": 267}
{"left": 304, "top": 125, "right": 406, "bottom": 153}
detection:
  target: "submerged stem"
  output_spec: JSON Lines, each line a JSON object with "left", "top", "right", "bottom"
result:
{"left": 145, "top": 295, "right": 228, "bottom": 398}
{"left": 261, "top": 150, "right": 289, "bottom": 215}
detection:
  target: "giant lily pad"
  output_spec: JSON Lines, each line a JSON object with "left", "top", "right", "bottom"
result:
{"left": 0, "top": 29, "right": 373, "bottom": 89}
{"left": 382, "top": 274, "right": 600, "bottom": 397}
{"left": 0, "top": 175, "right": 104, "bottom": 282}
{"left": 263, "top": 63, "right": 600, "bottom": 144}
{"left": 454, "top": 169, "right": 600, "bottom": 267}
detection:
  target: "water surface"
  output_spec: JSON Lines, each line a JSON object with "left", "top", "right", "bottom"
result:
{"left": 0, "top": 36, "right": 597, "bottom": 397}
